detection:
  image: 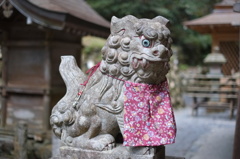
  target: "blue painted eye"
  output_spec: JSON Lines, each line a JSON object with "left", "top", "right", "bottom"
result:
{"left": 142, "top": 39, "right": 151, "bottom": 47}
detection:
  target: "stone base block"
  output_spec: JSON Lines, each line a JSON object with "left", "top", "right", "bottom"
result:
{"left": 57, "top": 144, "right": 165, "bottom": 159}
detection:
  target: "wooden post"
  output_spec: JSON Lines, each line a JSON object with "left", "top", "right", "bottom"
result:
{"left": 192, "top": 97, "right": 198, "bottom": 116}
{"left": 1, "top": 31, "right": 8, "bottom": 127}
{"left": 233, "top": 90, "right": 240, "bottom": 159}
{"left": 14, "top": 122, "right": 28, "bottom": 159}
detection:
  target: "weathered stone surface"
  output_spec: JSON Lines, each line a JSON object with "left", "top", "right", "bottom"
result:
{"left": 50, "top": 15, "right": 174, "bottom": 158}
{"left": 58, "top": 145, "right": 165, "bottom": 159}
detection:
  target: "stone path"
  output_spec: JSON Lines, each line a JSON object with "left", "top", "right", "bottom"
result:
{"left": 165, "top": 105, "right": 236, "bottom": 159}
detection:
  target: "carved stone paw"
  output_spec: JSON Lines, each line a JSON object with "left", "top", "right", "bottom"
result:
{"left": 89, "top": 134, "right": 116, "bottom": 151}
{"left": 103, "top": 142, "right": 116, "bottom": 151}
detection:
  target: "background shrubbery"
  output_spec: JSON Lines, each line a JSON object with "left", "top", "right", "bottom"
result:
{"left": 86, "top": 0, "right": 221, "bottom": 67}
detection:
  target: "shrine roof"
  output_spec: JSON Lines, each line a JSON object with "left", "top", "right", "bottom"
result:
{"left": 184, "top": 12, "right": 240, "bottom": 26}
{"left": 1, "top": 0, "right": 110, "bottom": 38}
{"left": 184, "top": 0, "right": 240, "bottom": 34}
{"left": 27, "top": 0, "right": 110, "bottom": 28}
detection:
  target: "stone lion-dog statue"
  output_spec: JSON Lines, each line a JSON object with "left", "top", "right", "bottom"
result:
{"left": 50, "top": 15, "right": 176, "bottom": 158}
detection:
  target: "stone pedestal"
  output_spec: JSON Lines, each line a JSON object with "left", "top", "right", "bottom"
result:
{"left": 57, "top": 145, "right": 165, "bottom": 159}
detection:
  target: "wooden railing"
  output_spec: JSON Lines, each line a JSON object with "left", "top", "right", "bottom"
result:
{"left": 185, "top": 74, "right": 239, "bottom": 118}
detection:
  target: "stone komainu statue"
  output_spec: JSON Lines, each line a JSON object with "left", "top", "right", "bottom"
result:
{"left": 50, "top": 15, "right": 176, "bottom": 157}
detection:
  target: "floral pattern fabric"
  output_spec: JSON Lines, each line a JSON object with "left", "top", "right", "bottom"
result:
{"left": 123, "top": 80, "right": 176, "bottom": 146}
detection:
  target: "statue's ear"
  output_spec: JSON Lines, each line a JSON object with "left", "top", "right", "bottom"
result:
{"left": 110, "top": 15, "right": 138, "bottom": 35}
{"left": 111, "top": 16, "right": 119, "bottom": 25}
{"left": 153, "top": 16, "right": 170, "bottom": 26}
{"left": 111, "top": 16, "right": 121, "bottom": 34}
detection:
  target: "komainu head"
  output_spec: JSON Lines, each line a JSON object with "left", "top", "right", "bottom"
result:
{"left": 100, "top": 15, "right": 172, "bottom": 84}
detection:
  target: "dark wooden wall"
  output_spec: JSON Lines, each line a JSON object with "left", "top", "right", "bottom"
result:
{"left": 212, "top": 33, "right": 239, "bottom": 76}
{"left": 0, "top": 22, "right": 82, "bottom": 133}
{"left": 220, "top": 41, "right": 239, "bottom": 75}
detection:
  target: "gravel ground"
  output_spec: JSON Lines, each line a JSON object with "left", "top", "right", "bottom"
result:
{"left": 166, "top": 96, "right": 236, "bottom": 159}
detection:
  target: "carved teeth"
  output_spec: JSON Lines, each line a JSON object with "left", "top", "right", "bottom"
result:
{"left": 132, "top": 57, "right": 150, "bottom": 69}
{"left": 133, "top": 57, "right": 139, "bottom": 68}
{"left": 141, "top": 58, "right": 149, "bottom": 69}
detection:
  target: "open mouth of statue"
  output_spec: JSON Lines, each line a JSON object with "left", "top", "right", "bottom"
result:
{"left": 132, "top": 57, "right": 149, "bottom": 69}
{"left": 131, "top": 53, "right": 169, "bottom": 69}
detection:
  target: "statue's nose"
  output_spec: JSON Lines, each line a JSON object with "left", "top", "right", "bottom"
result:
{"left": 151, "top": 45, "right": 169, "bottom": 59}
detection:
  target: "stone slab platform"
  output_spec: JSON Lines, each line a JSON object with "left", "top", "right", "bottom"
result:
{"left": 56, "top": 145, "right": 165, "bottom": 159}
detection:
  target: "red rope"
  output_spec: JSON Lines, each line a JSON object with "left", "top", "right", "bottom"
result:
{"left": 81, "top": 62, "right": 101, "bottom": 86}
{"left": 107, "top": 74, "right": 126, "bottom": 82}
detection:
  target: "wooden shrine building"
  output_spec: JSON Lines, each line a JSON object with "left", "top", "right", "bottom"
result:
{"left": 184, "top": 0, "right": 240, "bottom": 75}
{"left": 185, "top": 1, "right": 240, "bottom": 159}
{"left": 0, "top": 0, "right": 109, "bottom": 134}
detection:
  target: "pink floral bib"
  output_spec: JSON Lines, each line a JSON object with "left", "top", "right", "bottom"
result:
{"left": 123, "top": 80, "right": 176, "bottom": 146}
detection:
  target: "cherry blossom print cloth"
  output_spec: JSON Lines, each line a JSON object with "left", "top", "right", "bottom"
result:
{"left": 123, "top": 80, "right": 176, "bottom": 146}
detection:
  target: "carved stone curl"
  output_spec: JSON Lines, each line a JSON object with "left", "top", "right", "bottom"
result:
{"left": 50, "top": 15, "right": 173, "bottom": 158}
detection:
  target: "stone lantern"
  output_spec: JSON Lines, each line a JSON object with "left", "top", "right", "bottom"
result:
{"left": 204, "top": 47, "right": 227, "bottom": 77}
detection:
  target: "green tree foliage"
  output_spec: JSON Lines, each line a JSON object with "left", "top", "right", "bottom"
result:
{"left": 86, "top": 0, "right": 221, "bottom": 65}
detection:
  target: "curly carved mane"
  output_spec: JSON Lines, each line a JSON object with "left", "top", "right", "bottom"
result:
{"left": 89, "top": 15, "right": 173, "bottom": 113}
{"left": 100, "top": 15, "right": 172, "bottom": 83}
{"left": 50, "top": 15, "right": 174, "bottom": 152}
